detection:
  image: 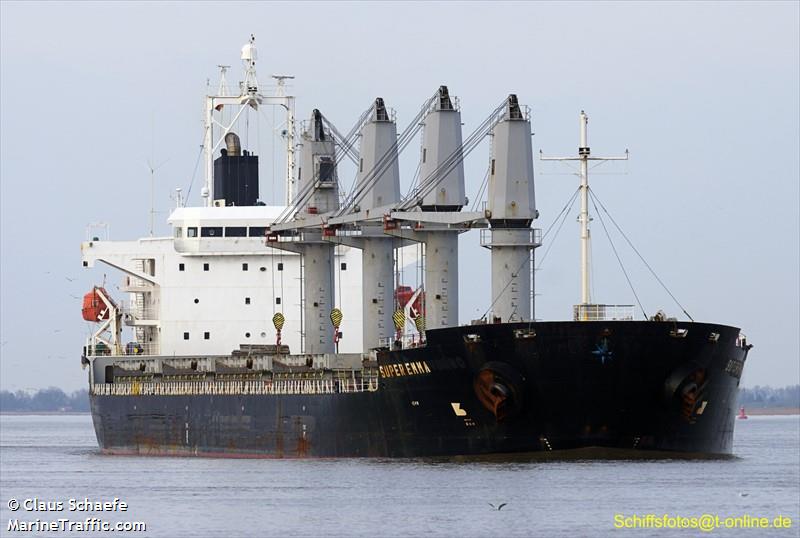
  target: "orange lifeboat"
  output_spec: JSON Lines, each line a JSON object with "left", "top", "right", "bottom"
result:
{"left": 395, "top": 286, "right": 425, "bottom": 317}
{"left": 82, "top": 287, "right": 111, "bottom": 322}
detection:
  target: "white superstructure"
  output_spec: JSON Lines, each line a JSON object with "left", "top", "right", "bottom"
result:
{"left": 81, "top": 207, "right": 364, "bottom": 356}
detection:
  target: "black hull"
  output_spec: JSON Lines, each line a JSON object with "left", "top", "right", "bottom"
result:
{"left": 90, "top": 321, "right": 748, "bottom": 457}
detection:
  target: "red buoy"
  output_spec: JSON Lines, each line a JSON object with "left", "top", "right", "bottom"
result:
{"left": 82, "top": 287, "right": 111, "bottom": 322}
{"left": 737, "top": 406, "right": 748, "bottom": 420}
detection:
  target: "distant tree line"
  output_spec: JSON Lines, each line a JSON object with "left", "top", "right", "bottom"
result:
{"left": 738, "top": 385, "right": 799, "bottom": 409}
{"left": 0, "top": 388, "right": 89, "bottom": 412}
{"left": 0, "top": 385, "right": 797, "bottom": 412}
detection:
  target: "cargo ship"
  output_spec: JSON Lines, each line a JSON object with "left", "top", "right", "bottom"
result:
{"left": 80, "top": 37, "right": 751, "bottom": 457}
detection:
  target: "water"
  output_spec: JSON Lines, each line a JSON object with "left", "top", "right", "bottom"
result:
{"left": 1, "top": 414, "right": 798, "bottom": 537}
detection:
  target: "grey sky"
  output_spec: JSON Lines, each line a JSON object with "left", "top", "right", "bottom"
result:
{"left": 1, "top": 1, "right": 798, "bottom": 391}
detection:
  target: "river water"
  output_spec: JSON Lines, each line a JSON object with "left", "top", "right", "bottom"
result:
{"left": 0, "top": 414, "right": 798, "bottom": 537}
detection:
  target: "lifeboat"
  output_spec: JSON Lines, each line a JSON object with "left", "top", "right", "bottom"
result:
{"left": 395, "top": 286, "right": 425, "bottom": 317}
{"left": 82, "top": 287, "right": 112, "bottom": 322}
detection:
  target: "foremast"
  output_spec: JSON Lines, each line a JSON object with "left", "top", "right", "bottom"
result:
{"left": 540, "top": 111, "right": 629, "bottom": 320}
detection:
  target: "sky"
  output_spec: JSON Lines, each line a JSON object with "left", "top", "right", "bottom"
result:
{"left": 1, "top": 1, "right": 798, "bottom": 391}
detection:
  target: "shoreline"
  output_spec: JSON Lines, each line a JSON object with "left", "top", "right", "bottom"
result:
{"left": 741, "top": 407, "right": 800, "bottom": 416}
{"left": 2, "top": 409, "right": 799, "bottom": 416}
{"left": 0, "top": 411, "right": 89, "bottom": 415}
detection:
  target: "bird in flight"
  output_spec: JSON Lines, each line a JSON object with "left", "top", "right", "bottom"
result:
{"left": 488, "top": 503, "right": 507, "bottom": 510}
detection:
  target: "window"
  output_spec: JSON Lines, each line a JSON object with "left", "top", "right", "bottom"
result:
{"left": 276, "top": 297, "right": 281, "bottom": 305}
{"left": 194, "top": 298, "right": 199, "bottom": 304}
{"left": 245, "top": 332, "right": 251, "bottom": 338}
{"left": 187, "top": 227, "right": 198, "bottom": 238}
{"left": 204, "top": 332, "right": 210, "bottom": 340}
{"left": 491, "top": 159, "right": 496, "bottom": 175}
{"left": 179, "top": 263, "right": 185, "bottom": 271}
{"left": 225, "top": 227, "right": 247, "bottom": 237}
{"left": 174, "top": 227, "right": 183, "bottom": 238}
{"left": 297, "top": 167, "right": 301, "bottom": 181}
{"left": 422, "top": 148, "right": 427, "bottom": 163}
{"left": 359, "top": 158, "right": 364, "bottom": 172}
{"left": 245, "top": 297, "right": 251, "bottom": 305}
{"left": 203, "top": 263, "right": 209, "bottom": 271}
{"left": 183, "top": 332, "right": 190, "bottom": 340}
{"left": 248, "top": 227, "right": 267, "bottom": 237}
{"left": 201, "top": 227, "right": 223, "bottom": 237}
{"left": 277, "top": 263, "right": 283, "bottom": 271}
{"left": 340, "top": 262, "right": 347, "bottom": 270}
{"left": 318, "top": 157, "right": 334, "bottom": 182}
{"left": 242, "top": 263, "right": 249, "bottom": 271}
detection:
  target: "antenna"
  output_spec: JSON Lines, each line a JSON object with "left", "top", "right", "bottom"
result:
{"left": 241, "top": 34, "right": 258, "bottom": 96}
{"left": 540, "top": 111, "right": 629, "bottom": 306}
{"left": 173, "top": 188, "right": 183, "bottom": 209}
{"left": 146, "top": 156, "right": 170, "bottom": 237}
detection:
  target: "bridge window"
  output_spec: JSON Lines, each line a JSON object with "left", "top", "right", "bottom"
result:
{"left": 174, "top": 227, "right": 182, "bottom": 238}
{"left": 201, "top": 227, "right": 222, "bottom": 237}
{"left": 225, "top": 227, "right": 246, "bottom": 237}
{"left": 187, "top": 227, "right": 198, "bottom": 238}
{"left": 248, "top": 227, "right": 267, "bottom": 237}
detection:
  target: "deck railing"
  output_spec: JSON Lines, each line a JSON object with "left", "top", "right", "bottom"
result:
{"left": 91, "top": 376, "right": 379, "bottom": 397}
{"left": 573, "top": 304, "right": 635, "bottom": 321}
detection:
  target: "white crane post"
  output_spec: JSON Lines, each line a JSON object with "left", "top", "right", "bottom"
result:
{"left": 486, "top": 95, "right": 540, "bottom": 322}
{"left": 418, "top": 86, "right": 465, "bottom": 330}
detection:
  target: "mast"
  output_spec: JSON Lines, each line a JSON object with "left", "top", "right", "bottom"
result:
{"left": 201, "top": 36, "right": 296, "bottom": 207}
{"left": 540, "top": 111, "right": 629, "bottom": 311}
{"left": 579, "top": 111, "right": 590, "bottom": 304}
